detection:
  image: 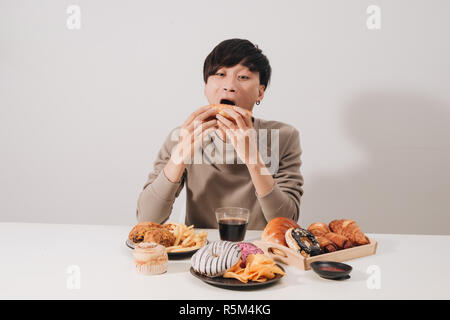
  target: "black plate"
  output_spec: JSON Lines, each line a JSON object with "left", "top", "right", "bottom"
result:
{"left": 190, "top": 265, "right": 285, "bottom": 289}
{"left": 125, "top": 239, "right": 208, "bottom": 259}
{"left": 310, "top": 261, "right": 352, "bottom": 280}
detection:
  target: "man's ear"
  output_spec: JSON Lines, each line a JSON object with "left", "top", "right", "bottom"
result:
{"left": 257, "top": 85, "right": 265, "bottom": 101}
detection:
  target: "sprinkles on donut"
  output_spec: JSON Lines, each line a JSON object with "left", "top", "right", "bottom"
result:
{"left": 237, "top": 242, "right": 263, "bottom": 267}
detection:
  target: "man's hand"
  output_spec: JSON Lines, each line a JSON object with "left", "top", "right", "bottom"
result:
{"left": 216, "top": 105, "right": 258, "bottom": 165}
{"left": 217, "top": 105, "right": 275, "bottom": 196}
{"left": 164, "top": 106, "right": 217, "bottom": 183}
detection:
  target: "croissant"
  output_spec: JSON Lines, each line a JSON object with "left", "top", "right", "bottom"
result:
{"left": 308, "top": 222, "right": 330, "bottom": 237}
{"left": 324, "top": 232, "right": 353, "bottom": 249}
{"left": 329, "top": 219, "right": 369, "bottom": 246}
{"left": 315, "top": 235, "right": 338, "bottom": 253}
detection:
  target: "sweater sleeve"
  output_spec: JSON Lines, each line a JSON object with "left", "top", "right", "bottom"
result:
{"left": 136, "top": 127, "right": 185, "bottom": 223}
{"left": 256, "top": 127, "right": 304, "bottom": 222}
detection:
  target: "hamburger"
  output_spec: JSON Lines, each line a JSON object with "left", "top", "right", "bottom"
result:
{"left": 206, "top": 99, "right": 253, "bottom": 123}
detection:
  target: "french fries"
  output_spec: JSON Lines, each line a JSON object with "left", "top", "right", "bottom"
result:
{"left": 165, "top": 222, "right": 208, "bottom": 253}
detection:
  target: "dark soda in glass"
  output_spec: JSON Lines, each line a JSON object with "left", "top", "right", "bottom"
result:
{"left": 218, "top": 217, "right": 248, "bottom": 242}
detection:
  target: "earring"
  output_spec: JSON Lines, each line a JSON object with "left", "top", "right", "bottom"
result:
{"left": 256, "top": 100, "right": 260, "bottom": 105}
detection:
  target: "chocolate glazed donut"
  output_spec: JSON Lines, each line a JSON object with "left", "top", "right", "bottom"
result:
{"left": 285, "top": 228, "right": 321, "bottom": 257}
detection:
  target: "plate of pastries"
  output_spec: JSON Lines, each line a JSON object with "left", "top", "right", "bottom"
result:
{"left": 127, "top": 221, "right": 208, "bottom": 258}
{"left": 190, "top": 241, "right": 286, "bottom": 288}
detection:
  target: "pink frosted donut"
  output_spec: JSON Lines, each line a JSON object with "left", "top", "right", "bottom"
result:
{"left": 237, "top": 242, "right": 263, "bottom": 267}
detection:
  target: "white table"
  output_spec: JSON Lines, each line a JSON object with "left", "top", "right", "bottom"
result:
{"left": 1, "top": 222, "right": 449, "bottom": 299}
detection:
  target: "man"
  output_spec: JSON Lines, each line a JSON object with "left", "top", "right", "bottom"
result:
{"left": 136, "top": 38, "right": 304, "bottom": 230}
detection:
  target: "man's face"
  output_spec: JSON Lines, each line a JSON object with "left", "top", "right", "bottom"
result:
{"left": 204, "top": 63, "right": 265, "bottom": 111}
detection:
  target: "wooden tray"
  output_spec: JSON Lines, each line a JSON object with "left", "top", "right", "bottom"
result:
{"left": 253, "top": 238, "right": 378, "bottom": 270}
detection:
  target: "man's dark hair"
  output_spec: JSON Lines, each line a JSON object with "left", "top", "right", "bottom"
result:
{"left": 203, "top": 38, "right": 271, "bottom": 91}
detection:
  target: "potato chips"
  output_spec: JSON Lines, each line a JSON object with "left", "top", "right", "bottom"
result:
{"left": 223, "top": 254, "right": 285, "bottom": 283}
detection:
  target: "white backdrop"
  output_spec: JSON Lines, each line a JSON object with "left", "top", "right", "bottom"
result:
{"left": 1, "top": 0, "right": 449, "bottom": 234}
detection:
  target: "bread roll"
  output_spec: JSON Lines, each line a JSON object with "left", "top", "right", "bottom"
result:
{"left": 262, "top": 217, "right": 300, "bottom": 247}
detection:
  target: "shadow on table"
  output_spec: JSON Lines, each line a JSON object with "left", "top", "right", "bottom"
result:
{"left": 198, "top": 280, "right": 287, "bottom": 292}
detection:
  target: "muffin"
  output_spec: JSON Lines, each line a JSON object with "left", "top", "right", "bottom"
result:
{"left": 133, "top": 242, "right": 168, "bottom": 275}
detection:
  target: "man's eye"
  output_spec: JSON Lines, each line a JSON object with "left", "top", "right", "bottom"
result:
{"left": 239, "top": 75, "right": 250, "bottom": 79}
{"left": 216, "top": 72, "right": 225, "bottom": 76}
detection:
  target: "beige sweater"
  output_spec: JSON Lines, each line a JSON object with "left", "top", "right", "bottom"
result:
{"left": 136, "top": 117, "right": 304, "bottom": 230}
